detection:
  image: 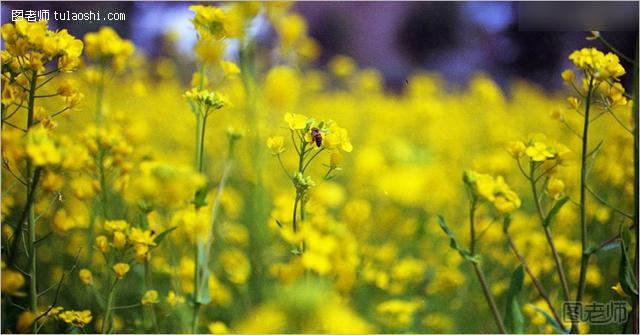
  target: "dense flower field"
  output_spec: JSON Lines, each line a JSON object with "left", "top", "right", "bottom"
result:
{"left": 1, "top": 2, "right": 638, "bottom": 334}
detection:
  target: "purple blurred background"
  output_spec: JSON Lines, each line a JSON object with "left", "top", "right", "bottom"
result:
{"left": 2, "top": 1, "right": 638, "bottom": 90}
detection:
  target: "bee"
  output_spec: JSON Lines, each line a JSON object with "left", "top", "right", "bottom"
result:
{"left": 310, "top": 127, "right": 322, "bottom": 147}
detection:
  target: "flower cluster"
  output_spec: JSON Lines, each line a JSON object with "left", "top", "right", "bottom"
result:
{"left": 1, "top": 20, "right": 83, "bottom": 73}
{"left": 567, "top": 48, "right": 625, "bottom": 81}
{"left": 83, "top": 27, "right": 134, "bottom": 71}
{"left": 463, "top": 170, "right": 521, "bottom": 213}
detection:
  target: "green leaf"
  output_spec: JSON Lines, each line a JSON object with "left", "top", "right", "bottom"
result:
{"left": 504, "top": 265, "right": 525, "bottom": 333}
{"left": 192, "top": 185, "right": 209, "bottom": 208}
{"left": 619, "top": 226, "right": 639, "bottom": 298}
{"left": 436, "top": 215, "right": 479, "bottom": 263}
{"left": 544, "top": 196, "right": 569, "bottom": 227}
{"left": 154, "top": 226, "right": 177, "bottom": 247}
{"left": 528, "top": 304, "right": 568, "bottom": 334}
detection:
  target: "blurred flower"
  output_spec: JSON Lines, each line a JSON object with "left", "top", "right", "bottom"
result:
{"left": 79, "top": 269, "right": 93, "bottom": 285}
{"left": 112, "top": 263, "right": 130, "bottom": 279}
{"left": 59, "top": 310, "right": 93, "bottom": 328}
{"left": 141, "top": 290, "right": 159, "bottom": 305}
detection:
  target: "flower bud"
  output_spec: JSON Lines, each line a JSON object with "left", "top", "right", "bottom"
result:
{"left": 507, "top": 141, "right": 526, "bottom": 158}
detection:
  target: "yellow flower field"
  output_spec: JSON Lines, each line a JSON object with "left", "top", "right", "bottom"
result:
{"left": 1, "top": 2, "right": 638, "bottom": 334}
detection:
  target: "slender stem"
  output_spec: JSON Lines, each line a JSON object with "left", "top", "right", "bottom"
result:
{"left": 292, "top": 194, "right": 300, "bottom": 233}
{"left": 469, "top": 200, "right": 477, "bottom": 254}
{"left": 471, "top": 263, "right": 507, "bottom": 333}
{"left": 504, "top": 230, "right": 564, "bottom": 327}
{"left": 102, "top": 279, "right": 118, "bottom": 334}
{"left": 468, "top": 200, "right": 505, "bottom": 333}
{"left": 195, "top": 113, "right": 206, "bottom": 173}
{"left": 24, "top": 70, "right": 39, "bottom": 333}
{"left": 597, "top": 35, "right": 635, "bottom": 64}
{"left": 585, "top": 184, "right": 633, "bottom": 220}
{"left": 528, "top": 162, "right": 571, "bottom": 303}
{"left": 191, "top": 64, "right": 207, "bottom": 334}
{"left": 301, "top": 148, "right": 324, "bottom": 173}
{"left": 196, "top": 139, "right": 236, "bottom": 302}
{"left": 575, "top": 77, "right": 595, "bottom": 307}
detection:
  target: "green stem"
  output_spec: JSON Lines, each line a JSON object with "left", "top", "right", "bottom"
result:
{"left": 504, "top": 229, "right": 564, "bottom": 327}
{"left": 472, "top": 262, "right": 507, "bottom": 333}
{"left": 468, "top": 202, "right": 506, "bottom": 333}
{"left": 102, "top": 279, "right": 118, "bottom": 334}
{"left": 598, "top": 35, "right": 635, "bottom": 64}
{"left": 25, "top": 70, "right": 38, "bottom": 333}
{"left": 575, "top": 77, "right": 594, "bottom": 304}
{"left": 529, "top": 162, "right": 571, "bottom": 303}
{"left": 469, "top": 200, "right": 477, "bottom": 254}
{"left": 191, "top": 64, "right": 208, "bottom": 334}
{"left": 194, "top": 113, "right": 206, "bottom": 173}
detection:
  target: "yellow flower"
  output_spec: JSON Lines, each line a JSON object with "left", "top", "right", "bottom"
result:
{"left": 141, "top": 290, "right": 159, "bottom": 305}
{"left": 266, "top": 136, "right": 285, "bottom": 154}
{"left": 59, "top": 310, "right": 93, "bottom": 328}
{"left": 525, "top": 142, "right": 555, "bottom": 162}
{"left": 547, "top": 177, "right": 565, "bottom": 198}
{"left": 95, "top": 235, "right": 109, "bottom": 253}
{"left": 274, "top": 13, "right": 307, "bottom": 49}
{"left": 79, "top": 269, "right": 93, "bottom": 285}
{"left": 184, "top": 88, "right": 229, "bottom": 112}
{"left": 16, "top": 311, "right": 35, "bottom": 333}
{"left": 208, "top": 321, "right": 229, "bottom": 334}
{"left": 569, "top": 48, "right": 625, "bottom": 81}
{"left": 189, "top": 5, "right": 228, "bottom": 39}
{"left": 113, "top": 231, "right": 127, "bottom": 249}
{"left": 166, "top": 290, "right": 185, "bottom": 307}
{"left": 83, "top": 27, "right": 134, "bottom": 70}
{"left": 464, "top": 171, "right": 520, "bottom": 213}
{"left": 104, "top": 220, "right": 129, "bottom": 233}
{"left": 506, "top": 140, "right": 526, "bottom": 158}
{"left": 129, "top": 228, "right": 157, "bottom": 247}
{"left": 324, "top": 124, "right": 353, "bottom": 152}
{"left": 112, "top": 263, "right": 130, "bottom": 279}
{"left": 376, "top": 299, "right": 421, "bottom": 328}
{"left": 284, "top": 112, "right": 308, "bottom": 130}
{"left": 26, "top": 127, "right": 61, "bottom": 166}
{"left": 220, "top": 60, "right": 240, "bottom": 76}
{"left": 330, "top": 151, "right": 343, "bottom": 168}
{"left": 265, "top": 66, "right": 301, "bottom": 108}
{"left": 567, "top": 96, "right": 580, "bottom": 110}
{"left": 329, "top": 55, "right": 357, "bottom": 78}
{"left": 561, "top": 69, "right": 575, "bottom": 83}
{"left": 1, "top": 268, "right": 25, "bottom": 296}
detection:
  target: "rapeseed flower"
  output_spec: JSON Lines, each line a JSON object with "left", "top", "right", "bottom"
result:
{"left": 112, "top": 263, "right": 130, "bottom": 279}
{"left": 141, "top": 290, "right": 159, "bottom": 305}
{"left": 59, "top": 310, "right": 93, "bottom": 328}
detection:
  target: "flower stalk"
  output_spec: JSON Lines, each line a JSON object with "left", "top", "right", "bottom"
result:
{"left": 528, "top": 162, "right": 571, "bottom": 303}
{"left": 468, "top": 201, "right": 507, "bottom": 334}
{"left": 575, "top": 76, "right": 595, "bottom": 308}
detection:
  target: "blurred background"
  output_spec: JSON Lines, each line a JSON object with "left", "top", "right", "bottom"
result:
{"left": 2, "top": 1, "right": 638, "bottom": 91}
